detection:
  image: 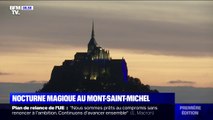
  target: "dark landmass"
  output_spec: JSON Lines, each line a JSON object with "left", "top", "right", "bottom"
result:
{"left": 38, "top": 76, "right": 158, "bottom": 92}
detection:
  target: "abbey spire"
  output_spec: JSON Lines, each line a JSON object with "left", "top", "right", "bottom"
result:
{"left": 91, "top": 20, "right": 95, "bottom": 38}
{"left": 85, "top": 21, "right": 110, "bottom": 60}
{"left": 88, "top": 21, "right": 97, "bottom": 53}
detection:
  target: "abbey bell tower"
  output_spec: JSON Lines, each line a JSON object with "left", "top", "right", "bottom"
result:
{"left": 84, "top": 21, "right": 110, "bottom": 60}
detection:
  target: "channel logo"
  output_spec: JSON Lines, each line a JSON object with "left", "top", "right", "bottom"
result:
{"left": 9, "top": 6, "right": 34, "bottom": 15}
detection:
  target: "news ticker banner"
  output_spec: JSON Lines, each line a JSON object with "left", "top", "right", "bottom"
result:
{"left": 8, "top": 93, "right": 174, "bottom": 120}
{"left": 0, "top": 93, "right": 211, "bottom": 120}
{"left": 10, "top": 93, "right": 174, "bottom": 104}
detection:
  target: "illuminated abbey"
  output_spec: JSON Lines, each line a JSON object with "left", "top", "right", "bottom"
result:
{"left": 49, "top": 22, "right": 127, "bottom": 84}
{"left": 38, "top": 22, "right": 157, "bottom": 92}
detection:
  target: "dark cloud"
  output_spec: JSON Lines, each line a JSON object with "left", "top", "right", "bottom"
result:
{"left": 168, "top": 80, "right": 196, "bottom": 84}
{"left": 0, "top": 2, "right": 212, "bottom": 57}
{"left": 0, "top": 72, "right": 12, "bottom": 76}
{"left": 26, "top": 80, "right": 46, "bottom": 84}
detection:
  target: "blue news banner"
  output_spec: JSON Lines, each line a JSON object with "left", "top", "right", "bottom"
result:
{"left": 0, "top": 93, "right": 212, "bottom": 120}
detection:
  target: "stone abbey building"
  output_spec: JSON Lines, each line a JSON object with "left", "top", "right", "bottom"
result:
{"left": 39, "top": 22, "right": 157, "bottom": 92}
{"left": 54, "top": 22, "right": 128, "bottom": 82}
